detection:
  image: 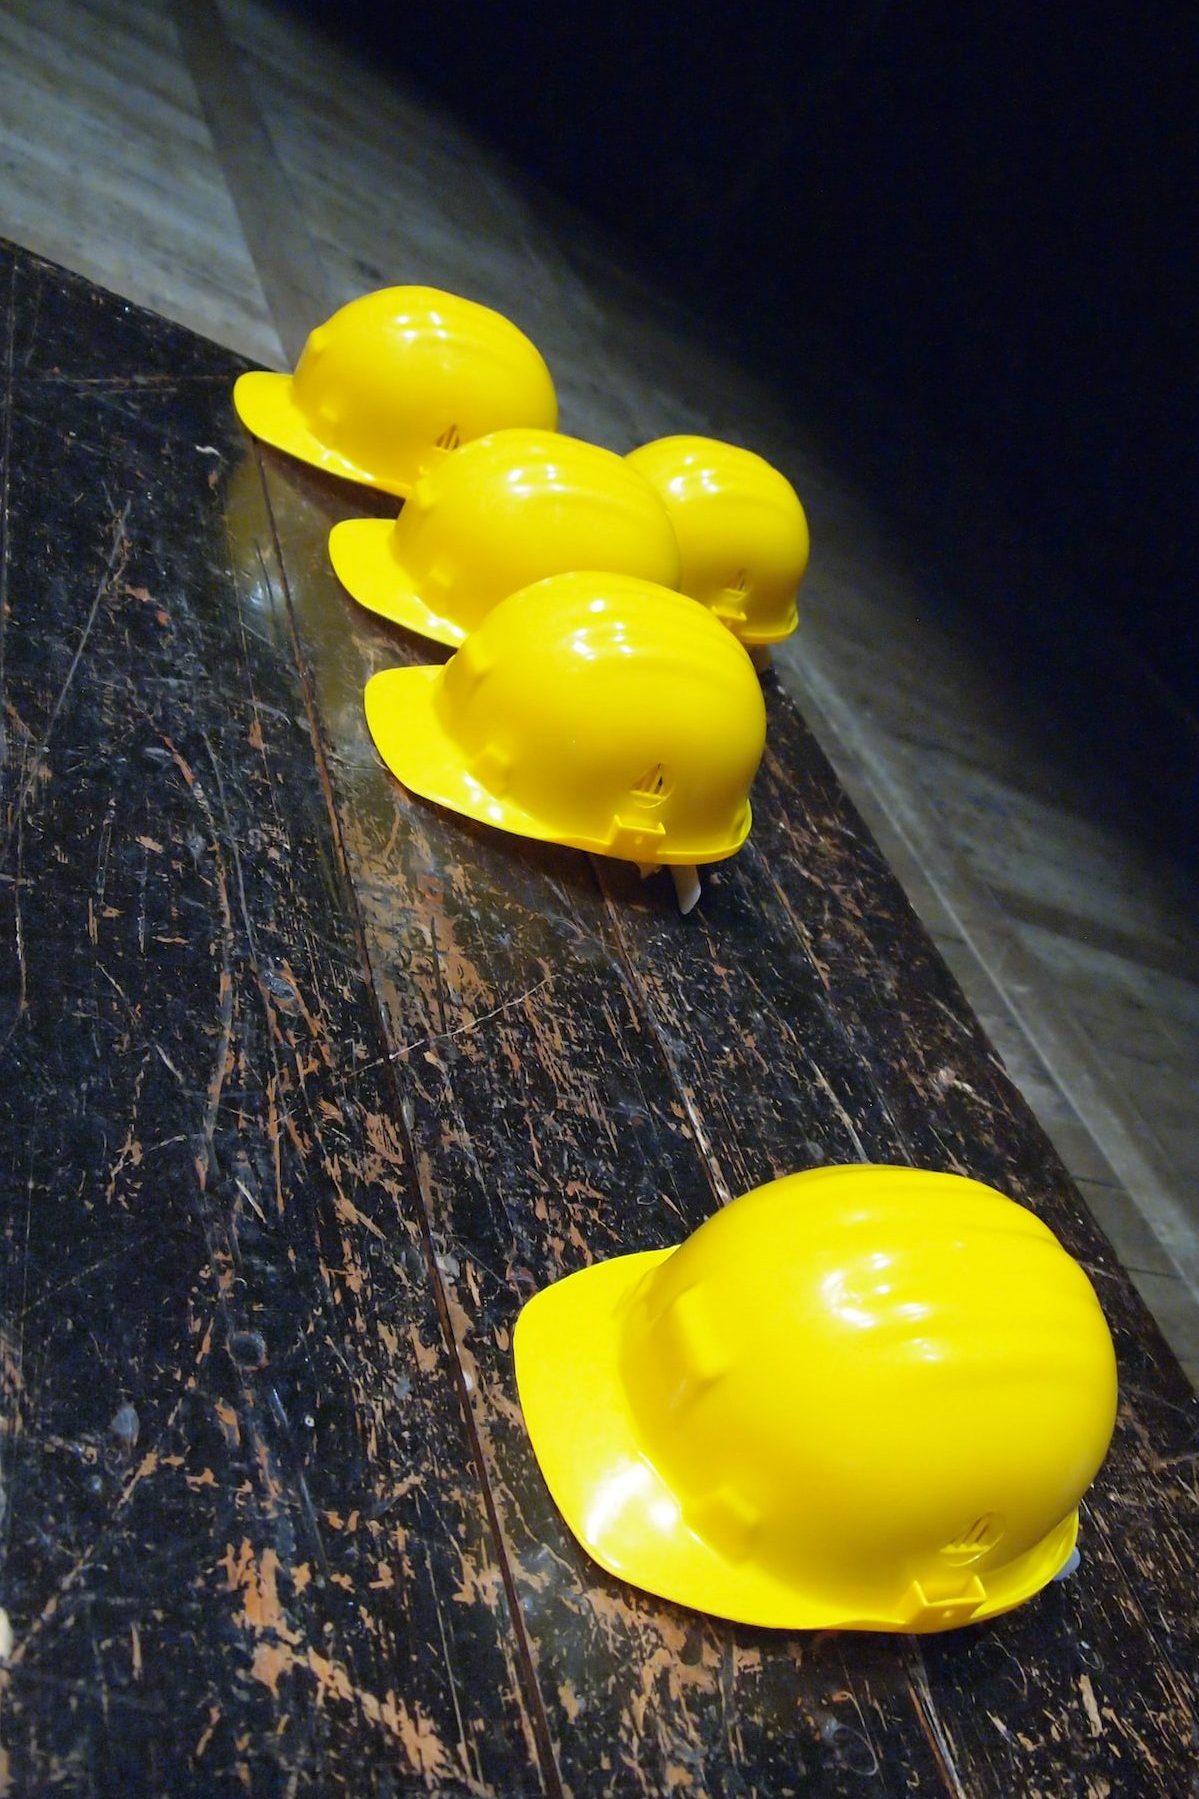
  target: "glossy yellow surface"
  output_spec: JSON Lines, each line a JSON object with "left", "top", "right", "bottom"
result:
{"left": 626, "top": 436, "right": 810, "bottom": 645}
{"left": 233, "top": 286, "right": 557, "bottom": 497}
{"left": 514, "top": 1165, "right": 1118, "bottom": 1631}
{"left": 364, "top": 571, "right": 766, "bottom": 865}
{"left": 330, "top": 429, "right": 681, "bottom": 647}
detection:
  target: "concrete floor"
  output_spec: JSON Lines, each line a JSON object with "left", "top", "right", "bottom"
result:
{"left": 2, "top": 0, "right": 1196, "bottom": 1385}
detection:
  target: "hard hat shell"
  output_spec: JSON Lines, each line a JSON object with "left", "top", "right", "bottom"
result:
{"left": 330, "top": 429, "right": 681, "bottom": 647}
{"left": 364, "top": 571, "right": 766, "bottom": 866}
{"left": 625, "top": 436, "right": 810, "bottom": 645}
{"left": 233, "top": 287, "right": 558, "bottom": 498}
{"left": 514, "top": 1166, "right": 1118, "bottom": 1632}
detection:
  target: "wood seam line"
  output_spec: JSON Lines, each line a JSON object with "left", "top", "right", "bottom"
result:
{"left": 251, "top": 446, "right": 566, "bottom": 1799}
{"left": 0, "top": 254, "right": 16, "bottom": 760}
{"left": 780, "top": 648, "right": 1199, "bottom": 1308}
{"left": 993, "top": 884, "right": 1199, "bottom": 988}
{"left": 586, "top": 854, "right": 961, "bottom": 1786}
{"left": 170, "top": 0, "right": 331, "bottom": 367}
{"left": 586, "top": 852, "right": 739, "bottom": 1211}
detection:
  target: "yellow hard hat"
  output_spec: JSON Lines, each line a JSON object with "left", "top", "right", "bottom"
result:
{"left": 514, "top": 1166, "right": 1118, "bottom": 1632}
{"left": 364, "top": 571, "right": 766, "bottom": 866}
{"left": 233, "top": 287, "right": 557, "bottom": 498}
{"left": 625, "top": 436, "right": 810, "bottom": 645}
{"left": 330, "top": 429, "right": 681, "bottom": 647}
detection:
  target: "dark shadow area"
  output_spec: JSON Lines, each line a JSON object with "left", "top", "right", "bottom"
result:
{"left": 288, "top": 0, "right": 1198, "bottom": 869}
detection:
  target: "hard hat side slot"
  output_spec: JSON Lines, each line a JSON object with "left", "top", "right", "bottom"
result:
{"left": 630, "top": 763, "right": 674, "bottom": 803}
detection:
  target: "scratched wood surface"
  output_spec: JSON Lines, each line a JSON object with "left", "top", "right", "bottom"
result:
{"left": 0, "top": 245, "right": 1196, "bottom": 1796}
{"left": 262, "top": 455, "right": 1199, "bottom": 1791}
{"left": 0, "top": 245, "right": 543, "bottom": 1795}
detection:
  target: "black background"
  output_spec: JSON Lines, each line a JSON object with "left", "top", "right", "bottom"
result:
{"left": 289, "top": 0, "right": 1198, "bottom": 862}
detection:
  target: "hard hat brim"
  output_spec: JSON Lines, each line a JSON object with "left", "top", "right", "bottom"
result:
{"left": 366, "top": 665, "right": 560, "bottom": 847}
{"left": 364, "top": 664, "right": 750, "bottom": 866}
{"left": 233, "top": 372, "right": 411, "bottom": 498}
{"left": 329, "top": 519, "right": 466, "bottom": 648}
{"left": 735, "top": 602, "right": 800, "bottom": 647}
{"left": 514, "top": 1249, "right": 1082, "bottom": 1632}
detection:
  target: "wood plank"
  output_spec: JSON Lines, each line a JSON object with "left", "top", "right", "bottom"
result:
{"left": 0, "top": 0, "right": 282, "bottom": 365}
{"left": 172, "top": 0, "right": 330, "bottom": 365}
{"left": 259, "top": 454, "right": 973, "bottom": 1798}
{"left": 265, "top": 446, "right": 1198, "bottom": 1797}
{"left": 594, "top": 688, "right": 1199, "bottom": 1794}
{"left": 756, "top": 697, "right": 1199, "bottom": 1762}
{"left": 0, "top": 249, "right": 545, "bottom": 1795}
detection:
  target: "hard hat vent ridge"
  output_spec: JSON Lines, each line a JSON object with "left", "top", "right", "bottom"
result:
{"left": 630, "top": 763, "right": 673, "bottom": 803}
{"left": 435, "top": 423, "right": 462, "bottom": 451}
{"left": 940, "top": 1514, "right": 1004, "bottom": 1565}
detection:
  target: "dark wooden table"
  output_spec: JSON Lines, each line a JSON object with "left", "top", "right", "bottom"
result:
{"left": 0, "top": 242, "right": 1195, "bottom": 1797}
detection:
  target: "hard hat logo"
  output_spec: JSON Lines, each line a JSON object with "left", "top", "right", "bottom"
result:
{"left": 514, "top": 1166, "right": 1118, "bottom": 1632}
{"left": 627, "top": 437, "right": 810, "bottom": 646}
{"left": 331, "top": 429, "right": 682, "bottom": 649}
{"left": 234, "top": 287, "right": 558, "bottom": 498}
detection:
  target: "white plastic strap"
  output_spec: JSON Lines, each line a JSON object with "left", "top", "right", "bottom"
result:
{"left": 1051, "top": 1545, "right": 1082, "bottom": 1583}
{"left": 671, "top": 864, "right": 702, "bottom": 915}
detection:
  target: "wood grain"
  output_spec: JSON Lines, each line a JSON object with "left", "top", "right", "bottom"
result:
{"left": 1, "top": 240, "right": 1195, "bottom": 1796}
{"left": 598, "top": 699, "right": 1199, "bottom": 1795}
{"left": 261, "top": 444, "right": 1199, "bottom": 1796}
{"left": 0, "top": 247, "right": 544, "bottom": 1795}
